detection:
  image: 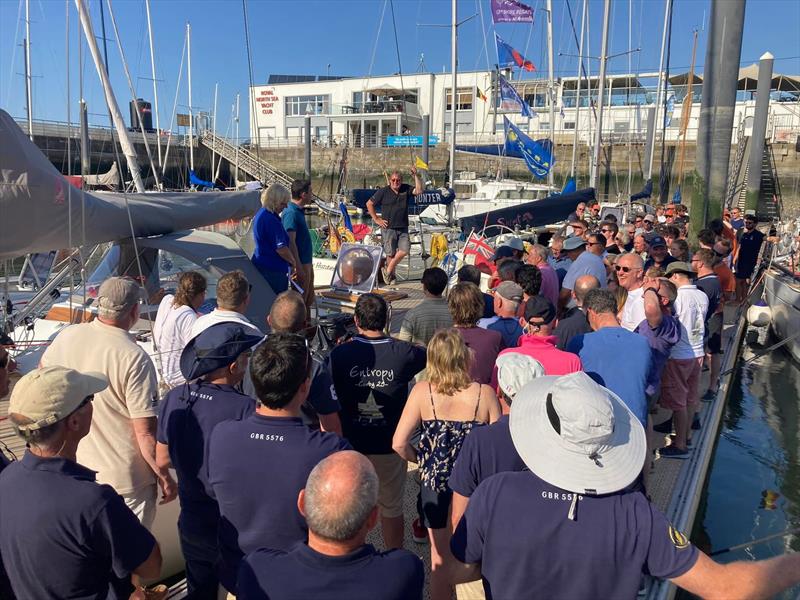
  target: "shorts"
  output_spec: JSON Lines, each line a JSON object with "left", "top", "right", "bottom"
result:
{"left": 659, "top": 357, "right": 703, "bottom": 411}
{"left": 417, "top": 485, "right": 452, "bottom": 530}
{"left": 455, "top": 580, "right": 486, "bottom": 600}
{"left": 705, "top": 312, "right": 723, "bottom": 354}
{"left": 122, "top": 484, "right": 158, "bottom": 530}
{"left": 735, "top": 262, "right": 756, "bottom": 280}
{"left": 382, "top": 228, "right": 411, "bottom": 257}
{"left": 261, "top": 268, "right": 290, "bottom": 294}
{"left": 367, "top": 453, "right": 407, "bottom": 518}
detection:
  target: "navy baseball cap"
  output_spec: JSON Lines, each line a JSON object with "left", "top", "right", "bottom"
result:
{"left": 180, "top": 322, "right": 264, "bottom": 381}
{"left": 524, "top": 295, "right": 556, "bottom": 324}
{"left": 491, "top": 245, "right": 516, "bottom": 261}
{"left": 648, "top": 235, "right": 667, "bottom": 248}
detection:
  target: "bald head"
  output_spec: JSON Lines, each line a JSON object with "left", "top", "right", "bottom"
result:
{"left": 302, "top": 451, "right": 378, "bottom": 542}
{"left": 268, "top": 291, "right": 306, "bottom": 333}
{"left": 573, "top": 275, "right": 601, "bottom": 306}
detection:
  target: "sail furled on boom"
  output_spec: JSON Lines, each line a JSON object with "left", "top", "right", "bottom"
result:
{"left": 0, "top": 109, "right": 260, "bottom": 260}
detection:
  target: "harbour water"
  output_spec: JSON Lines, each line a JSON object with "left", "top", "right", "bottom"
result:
{"left": 692, "top": 329, "right": 800, "bottom": 598}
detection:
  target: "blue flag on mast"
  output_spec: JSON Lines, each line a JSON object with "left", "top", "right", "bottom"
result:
{"left": 498, "top": 74, "right": 532, "bottom": 118}
{"left": 503, "top": 117, "right": 554, "bottom": 179}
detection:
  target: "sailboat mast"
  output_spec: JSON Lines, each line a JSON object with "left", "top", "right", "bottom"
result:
{"left": 24, "top": 0, "right": 33, "bottom": 141}
{"left": 448, "top": 0, "right": 457, "bottom": 192}
{"left": 145, "top": 0, "right": 163, "bottom": 172}
{"left": 235, "top": 92, "right": 240, "bottom": 183}
{"left": 646, "top": 0, "right": 671, "bottom": 182}
{"left": 212, "top": 82, "right": 218, "bottom": 183}
{"left": 546, "top": 0, "right": 555, "bottom": 187}
{"left": 187, "top": 21, "right": 194, "bottom": 172}
{"left": 570, "top": 0, "right": 587, "bottom": 180}
{"left": 74, "top": 0, "right": 145, "bottom": 193}
{"left": 590, "top": 0, "right": 611, "bottom": 190}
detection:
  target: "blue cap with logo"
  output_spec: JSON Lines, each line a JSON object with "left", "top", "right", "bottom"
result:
{"left": 180, "top": 322, "right": 263, "bottom": 381}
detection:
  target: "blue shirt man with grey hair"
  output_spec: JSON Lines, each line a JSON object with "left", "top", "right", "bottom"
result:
{"left": 237, "top": 451, "right": 424, "bottom": 599}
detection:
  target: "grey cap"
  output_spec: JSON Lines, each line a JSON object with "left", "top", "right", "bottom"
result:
{"left": 494, "top": 281, "right": 524, "bottom": 303}
{"left": 562, "top": 236, "right": 587, "bottom": 251}
{"left": 97, "top": 277, "right": 142, "bottom": 318}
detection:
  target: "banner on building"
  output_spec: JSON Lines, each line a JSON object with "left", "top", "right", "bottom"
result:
{"left": 386, "top": 135, "right": 439, "bottom": 147}
{"left": 498, "top": 75, "right": 532, "bottom": 118}
{"left": 491, "top": 0, "right": 533, "bottom": 23}
{"left": 495, "top": 33, "right": 536, "bottom": 72}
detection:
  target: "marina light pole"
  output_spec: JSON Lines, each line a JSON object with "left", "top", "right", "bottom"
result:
{"left": 546, "top": 0, "right": 555, "bottom": 188}
{"left": 590, "top": 0, "right": 610, "bottom": 191}
{"left": 745, "top": 52, "right": 774, "bottom": 212}
{"left": 235, "top": 93, "right": 240, "bottom": 183}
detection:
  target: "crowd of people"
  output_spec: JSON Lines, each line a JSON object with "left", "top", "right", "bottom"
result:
{"left": 1, "top": 180, "right": 796, "bottom": 600}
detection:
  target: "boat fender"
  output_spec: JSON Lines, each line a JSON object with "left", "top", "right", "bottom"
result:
{"left": 746, "top": 302, "right": 772, "bottom": 328}
{"left": 430, "top": 234, "right": 449, "bottom": 266}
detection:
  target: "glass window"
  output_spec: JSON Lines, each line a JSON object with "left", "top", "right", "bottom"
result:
{"left": 285, "top": 95, "right": 331, "bottom": 116}
{"left": 445, "top": 88, "right": 474, "bottom": 111}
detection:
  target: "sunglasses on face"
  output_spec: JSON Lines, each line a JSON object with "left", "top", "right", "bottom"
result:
{"left": 614, "top": 265, "right": 640, "bottom": 273}
{"left": 390, "top": 178, "right": 402, "bottom": 183}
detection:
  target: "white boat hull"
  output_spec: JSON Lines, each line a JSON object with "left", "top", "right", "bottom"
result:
{"left": 764, "top": 267, "right": 800, "bottom": 363}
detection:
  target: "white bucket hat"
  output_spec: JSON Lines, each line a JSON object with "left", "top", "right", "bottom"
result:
{"left": 509, "top": 371, "right": 646, "bottom": 496}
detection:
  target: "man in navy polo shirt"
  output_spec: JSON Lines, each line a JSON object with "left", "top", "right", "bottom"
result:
{"left": 449, "top": 353, "right": 544, "bottom": 529}
{"left": 329, "top": 293, "right": 426, "bottom": 549}
{"left": 207, "top": 333, "right": 351, "bottom": 594}
{"left": 451, "top": 372, "right": 800, "bottom": 599}
{"left": 156, "top": 322, "right": 262, "bottom": 599}
{"left": 237, "top": 451, "right": 424, "bottom": 599}
{"left": 0, "top": 367, "right": 161, "bottom": 599}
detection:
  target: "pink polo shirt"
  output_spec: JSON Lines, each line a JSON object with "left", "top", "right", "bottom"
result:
{"left": 490, "top": 334, "right": 583, "bottom": 388}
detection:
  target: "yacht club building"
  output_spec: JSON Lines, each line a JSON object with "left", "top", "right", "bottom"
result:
{"left": 249, "top": 68, "right": 800, "bottom": 148}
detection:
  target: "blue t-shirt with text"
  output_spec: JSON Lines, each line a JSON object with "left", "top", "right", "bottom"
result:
{"left": 451, "top": 470, "right": 699, "bottom": 600}
{"left": 207, "top": 414, "right": 351, "bottom": 592}
{"left": 567, "top": 326, "right": 650, "bottom": 426}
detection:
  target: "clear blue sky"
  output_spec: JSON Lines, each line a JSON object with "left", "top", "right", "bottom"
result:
{"left": 1, "top": 0, "right": 798, "bottom": 136}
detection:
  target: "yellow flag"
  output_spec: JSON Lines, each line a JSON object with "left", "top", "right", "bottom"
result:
{"left": 415, "top": 155, "right": 429, "bottom": 170}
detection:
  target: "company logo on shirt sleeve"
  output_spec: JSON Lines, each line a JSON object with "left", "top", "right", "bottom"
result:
{"left": 668, "top": 524, "right": 690, "bottom": 549}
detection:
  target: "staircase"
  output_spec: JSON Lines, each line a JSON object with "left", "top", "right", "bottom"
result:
{"left": 757, "top": 142, "right": 781, "bottom": 221}
{"left": 198, "top": 131, "right": 339, "bottom": 215}
{"left": 725, "top": 122, "right": 750, "bottom": 210}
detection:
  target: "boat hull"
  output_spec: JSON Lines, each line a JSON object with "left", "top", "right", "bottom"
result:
{"left": 764, "top": 267, "right": 800, "bottom": 363}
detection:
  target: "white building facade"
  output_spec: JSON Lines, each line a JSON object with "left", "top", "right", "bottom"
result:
{"left": 249, "top": 69, "right": 800, "bottom": 148}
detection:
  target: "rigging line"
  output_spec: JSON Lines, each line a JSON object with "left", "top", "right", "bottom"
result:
{"left": 563, "top": 0, "right": 598, "bottom": 125}
{"left": 106, "top": 0, "right": 160, "bottom": 188}
{"left": 66, "top": 0, "right": 74, "bottom": 317}
{"left": 162, "top": 31, "right": 186, "bottom": 176}
{"left": 3, "top": 0, "right": 23, "bottom": 107}
{"left": 365, "top": 0, "right": 389, "bottom": 93}
{"left": 658, "top": 0, "right": 674, "bottom": 204}
{"left": 242, "top": 0, "right": 261, "bottom": 153}
{"left": 388, "top": 0, "right": 414, "bottom": 165}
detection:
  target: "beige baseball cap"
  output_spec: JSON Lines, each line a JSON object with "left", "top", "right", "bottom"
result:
{"left": 9, "top": 367, "right": 108, "bottom": 431}
{"left": 97, "top": 277, "right": 142, "bottom": 317}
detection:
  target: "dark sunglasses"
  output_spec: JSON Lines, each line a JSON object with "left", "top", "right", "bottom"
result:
{"left": 614, "top": 265, "right": 641, "bottom": 273}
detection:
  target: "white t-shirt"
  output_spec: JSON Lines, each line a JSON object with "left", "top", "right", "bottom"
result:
{"left": 619, "top": 286, "right": 646, "bottom": 331}
{"left": 670, "top": 285, "right": 709, "bottom": 359}
{"left": 189, "top": 308, "right": 262, "bottom": 340}
{"left": 153, "top": 295, "right": 198, "bottom": 386}
{"left": 41, "top": 320, "right": 159, "bottom": 494}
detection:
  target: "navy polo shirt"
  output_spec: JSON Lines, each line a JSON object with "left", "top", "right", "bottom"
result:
{"left": 451, "top": 470, "right": 699, "bottom": 599}
{"left": 157, "top": 382, "right": 255, "bottom": 529}
{"left": 329, "top": 335, "right": 427, "bottom": 455}
{"left": 252, "top": 207, "right": 291, "bottom": 274}
{"left": 448, "top": 415, "right": 525, "bottom": 498}
{"left": 0, "top": 452, "right": 156, "bottom": 600}
{"left": 237, "top": 542, "right": 425, "bottom": 600}
{"left": 207, "top": 414, "right": 351, "bottom": 592}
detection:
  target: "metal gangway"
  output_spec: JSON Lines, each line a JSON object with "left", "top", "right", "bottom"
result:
{"left": 198, "top": 131, "right": 339, "bottom": 215}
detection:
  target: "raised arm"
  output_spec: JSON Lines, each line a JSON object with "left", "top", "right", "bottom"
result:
{"left": 411, "top": 166, "right": 424, "bottom": 195}
{"left": 643, "top": 285, "right": 663, "bottom": 329}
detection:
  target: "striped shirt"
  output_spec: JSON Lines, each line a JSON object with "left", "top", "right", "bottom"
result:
{"left": 397, "top": 297, "right": 453, "bottom": 346}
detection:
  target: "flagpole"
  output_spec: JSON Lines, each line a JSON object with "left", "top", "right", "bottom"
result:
{"left": 546, "top": 0, "right": 555, "bottom": 188}
{"left": 448, "top": 0, "right": 457, "bottom": 218}
{"left": 590, "top": 0, "right": 611, "bottom": 191}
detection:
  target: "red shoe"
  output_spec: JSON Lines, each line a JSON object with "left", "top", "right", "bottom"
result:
{"left": 411, "top": 518, "right": 428, "bottom": 544}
